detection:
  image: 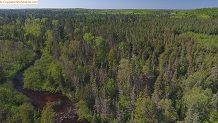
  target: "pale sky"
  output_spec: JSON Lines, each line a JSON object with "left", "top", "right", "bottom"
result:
{"left": 0, "top": 0, "right": 217, "bottom": 9}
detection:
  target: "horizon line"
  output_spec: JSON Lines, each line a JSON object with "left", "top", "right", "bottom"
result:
{"left": 0, "top": 7, "right": 217, "bottom": 10}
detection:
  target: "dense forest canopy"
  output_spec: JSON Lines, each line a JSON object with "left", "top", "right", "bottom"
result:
{"left": 0, "top": 8, "right": 218, "bottom": 123}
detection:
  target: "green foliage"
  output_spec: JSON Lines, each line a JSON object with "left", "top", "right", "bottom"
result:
{"left": 117, "top": 58, "right": 131, "bottom": 83}
{"left": 0, "top": 86, "right": 30, "bottom": 111}
{"left": 183, "top": 71, "right": 207, "bottom": 91}
{"left": 75, "top": 84, "right": 94, "bottom": 105}
{"left": 24, "top": 18, "right": 45, "bottom": 50}
{"left": 0, "top": 40, "right": 35, "bottom": 79}
{"left": 40, "top": 103, "right": 55, "bottom": 123}
{"left": 24, "top": 19, "right": 42, "bottom": 37}
{"left": 209, "top": 109, "right": 218, "bottom": 123}
{"left": 0, "top": 86, "right": 36, "bottom": 123}
{"left": 134, "top": 96, "right": 156, "bottom": 123}
{"left": 118, "top": 95, "right": 131, "bottom": 121}
{"left": 158, "top": 99, "right": 177, "bottom": 122}
{"left": 7, "top": 103, "right": 35, "bottom": 123}
{"left": 183, "top": 87, "right": 212, "bottom": 123}
{"left": 105, "top": 79, "right": 116, "bottom": 98}
{"left": 1, "top": 8, "right": 218, "bottom": 123}
{"left": 24, "top": 53, "right": 62, "bottom": 92}
{"left": 185, "top": 32, "right": 218, "bottom": 47}
{"left": 75, "top": 100, "right": 93, "bottom": 121}
{"left": 94, "top": 36, "right": 106, "bottom": 65}
{"left": 47, "top": 61, "right": 64, "bottom": 84}
{"left": 173, "top": 8, "right": 218, "bottom": 19}
{"left": 84, "top": 33, "right": 94, "bottom": 45}
{"left": 107, "top": 48, "right": 116, "bottom": 69}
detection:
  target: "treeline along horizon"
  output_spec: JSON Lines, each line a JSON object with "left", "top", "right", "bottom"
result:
{"left": 0, "top": 8, "right": 218, "bottom": 122}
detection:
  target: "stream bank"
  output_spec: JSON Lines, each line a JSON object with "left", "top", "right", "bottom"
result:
{"left": 14, "top": 51, "right": 88, "bottom": 123}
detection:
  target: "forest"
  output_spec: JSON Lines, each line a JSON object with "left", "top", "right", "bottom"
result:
{"left": 0, "top": 8, "right": 218, "bottom": 123}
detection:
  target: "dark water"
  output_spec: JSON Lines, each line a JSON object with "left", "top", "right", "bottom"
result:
{"left": 14, "top": 51, "right": 88, "bottom": 123}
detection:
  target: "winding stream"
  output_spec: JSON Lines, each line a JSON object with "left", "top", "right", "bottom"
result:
{"left": 14, "top": 51, "right": 87, "bottom": 123}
